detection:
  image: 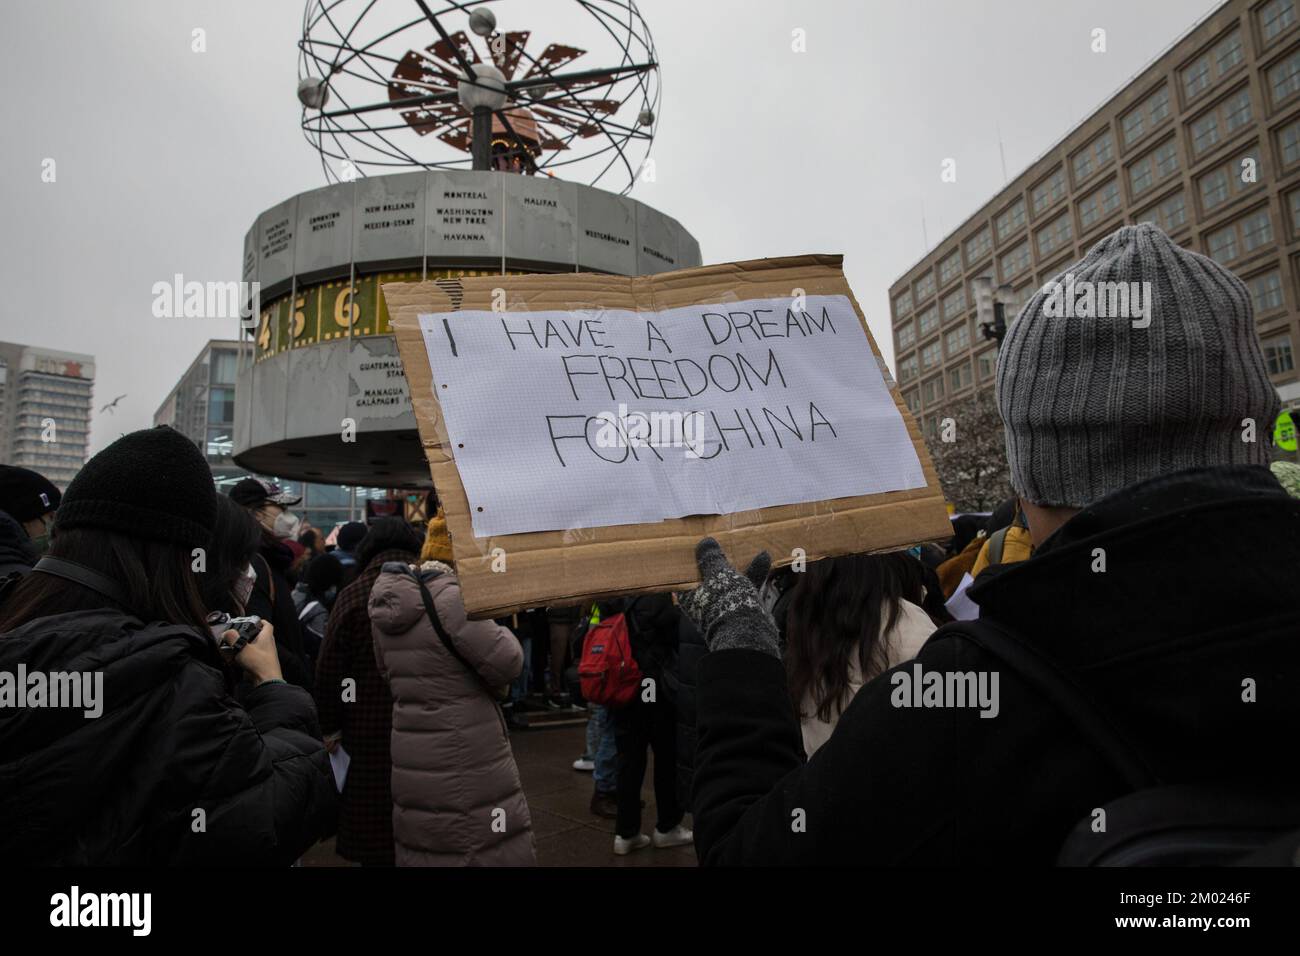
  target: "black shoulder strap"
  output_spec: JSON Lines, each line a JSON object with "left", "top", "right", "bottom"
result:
{"left": 953, "top": 617, "right": 1160, "bottom": 792}
{"left": 412, "top": 570, "right": 491, "bottom": 692}
{"left": 34, "top": 556, "right": 132, "bottom": 609}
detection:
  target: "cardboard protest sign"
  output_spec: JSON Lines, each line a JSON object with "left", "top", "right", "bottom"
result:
{"left": 385, "top": 254, "right": 951, "bottom": 618}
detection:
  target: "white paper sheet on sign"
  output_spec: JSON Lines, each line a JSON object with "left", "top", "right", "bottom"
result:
{"left": 418, "top": 294, "right": 926, "bottom": 538}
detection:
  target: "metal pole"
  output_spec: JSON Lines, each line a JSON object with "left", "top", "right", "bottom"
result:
{"left": 472, "top": 106, "right": 492, "bottom": 170}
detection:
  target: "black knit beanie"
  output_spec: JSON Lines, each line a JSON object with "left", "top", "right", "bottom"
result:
{"left": 55, "top": 426, "right": 216, "bottom": 548}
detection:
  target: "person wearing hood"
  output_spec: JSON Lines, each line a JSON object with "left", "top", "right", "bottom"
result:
{"left": 0, "top": 465, "right": 60, "bottom": 577}
{"left": 228, "top": 477, "right": 312, "bottom": 690}
{"left": 0, "top": 426, "right": 336, "bottom": 865}
{"left": 685, "top": 224, "right": 1300, "bottom": 865}
{"left": 367, "top": 517, "right": 534, "bottom": 865}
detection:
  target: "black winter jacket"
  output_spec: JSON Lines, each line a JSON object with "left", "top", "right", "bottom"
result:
{"left": 0, "top": 608, "right": 337, "bottom": 865}
{"left": 0, "top": 510, "right": 37, "bottom": 578}
{"left": 666, "top": 612, "right": 706, "bottom": 811}
{"left": 249, "top": 540, "right": 313, "bottom": 690}
{"left": 692, "top": 465, "right": 1300, "bottom": 865}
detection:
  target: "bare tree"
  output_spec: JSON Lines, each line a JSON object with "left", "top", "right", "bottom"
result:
{"left": 928, "top": 390, "right": 1011, "bottom": 512}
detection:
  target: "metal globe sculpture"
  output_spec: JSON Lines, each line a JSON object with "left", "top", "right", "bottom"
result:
{"left": 297, "top": 0, "right": 660, "bottom": 195}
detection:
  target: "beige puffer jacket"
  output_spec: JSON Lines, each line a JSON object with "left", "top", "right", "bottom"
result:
{"left": 369, "top": 561, "right": 535, "bottom": 866}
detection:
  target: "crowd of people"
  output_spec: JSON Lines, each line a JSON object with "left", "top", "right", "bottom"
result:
{"left": 1, "top": 222, "right": 1299, "bottom": 866}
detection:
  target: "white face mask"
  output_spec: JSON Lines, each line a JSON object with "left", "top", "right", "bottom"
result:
{"left": 273, "top": 510, "right": 302, "bottom": 540}
{"left": 233, "top": 562, "right": 257, "bottom": 609}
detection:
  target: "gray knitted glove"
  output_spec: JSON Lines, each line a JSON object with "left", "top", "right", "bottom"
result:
{"left": 678, "top": 537, "right": 779, "bottom": 658}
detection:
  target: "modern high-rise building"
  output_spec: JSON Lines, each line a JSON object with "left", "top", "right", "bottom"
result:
{"left": 154, "top": 339, "right": 243, "bottom": 484}
{"left": 0, "top": 341, "right": 95, "bottom": 490}
{"left": 890, "top": 0, "right": 1300, "bottom": 447}
{"left": 155, "top": 338, "right": 405, "bottom": 530}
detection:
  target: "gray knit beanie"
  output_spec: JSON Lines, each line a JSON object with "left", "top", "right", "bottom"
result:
{"left": 996, "top": 222, "right": 1279, "bottom": 508}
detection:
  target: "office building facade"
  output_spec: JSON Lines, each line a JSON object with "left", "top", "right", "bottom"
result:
{"left": 890, "top": 0, "right": 1300, "bottom": 447}
{"left": 0, "top": 341, "right": 95, "bottom": 490}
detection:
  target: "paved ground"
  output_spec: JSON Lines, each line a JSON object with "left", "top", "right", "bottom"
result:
{"left": 303, "top": 723, "right": 696, "bottom": 867}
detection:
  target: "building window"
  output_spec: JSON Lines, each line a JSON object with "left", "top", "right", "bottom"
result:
{"left": 1200, "top": 167, "right": 1230, "bottom": 211}
{"left": 897, "top": 320, "right": 916, "bottom": 349}
{"left": 948, "top": 361, "right": 973, "bottom": 393}
{"left": 1137, "top": 190, "right": 1188, "bottom": 233}
{"left": 904, "top": 389, "right": 920, "bottom": 414}
{"left": 1206, "top": 223, "right": 1239, "bottom": 263}
{"left": 938, "top": 250, "right": 962, "bottom": 287}
{"left": 893, "top": 289, "right": 913, "bottom": 316}
{"left": 1079, "top": 178, "right": 1122, "bottom": 230}
{"left": 1072, "top": 130, "right": 1114, "bottom": 185}
{"left": 898, "top": 354, "right": 919, "bottom": 383}
{"left": 964, "top": 226, "right": 992, "bottom": 265}
{"left": 211, "top": 350, "right": 239, "bottom": 384}
{"left": 1120, "top": 84, "right": 1174, "bottom": 150}
{"left": 915, "top": 272, "right": 936, "bottom": 302}
{"left": 1183, "top": 29, "right": 1246, "bottom": 105}
{"left": 1036, "top": 212, "right": 1073, "bottom": 258}
{"left": 977, "top": 349, "right": 997, "bottom": 381}
{"left": 1247, "top": 269, "right": 1285, "bottom": 314}
{"left": 1223, "top": 87, "right": 1252, "bottom": 134}
{"left": 921, "top": 375, "right": 944, "bottom": 406}
{"left": 1128, "top": 139, "right": 1178, "bottom": 199}
{"left": 942, "top": 287, "right": 966, "bottom": 320}
{"left": 1242, "top": 208, "right": 1274, "bottom": 253}
{"left": 1289, "top": 188, "right": 1300, "bottom": 232}
{"left": 1154, "top": 139, "right": 1179, "bottom": 178}
{"left": 207, "top": 386, "right": 235, "bottom": 424}
{"left": 1122, "top": 107, "right": 1146, "bottom": 146}
{"left": 1280, "top": 117, "right": 1300, "bottom": 168}
{"left": 1264, "top": 332, "right": 1295, "bottom": 375}
{"left": 918, "top": 305, "right": 939, "bottom": 336}
{"left": 1191, "top": 112, "right": 1220, "bottom": 155}
{"left": 1260, "top": 0, "right": 1297, "bottom": 43}
{"left": 945, "top": 321, "right": 970, "bottom": 355}
{"left": 1190, "top": 88, "right": 1253, "bottom": 158}
{"left": 921, "top": 339, "right": 942, "bottom": 370}
{"left": 1000, "top": 240, "right": 1031, "bottom": 280}
{"left": 1031, "top": 168, "right": 1066, "bottom": 216}
{"left": 995, "top": 199, "right": 1027, "bottom": 242}
{"left": 1214, "top": 29, "right": 1245, "bottom": 76}
{"left": 1269, "top": 48, "right": 1300, "bottom": 105}
{"left": 1183, "top": 55, "right": 1212, "bottom": 100}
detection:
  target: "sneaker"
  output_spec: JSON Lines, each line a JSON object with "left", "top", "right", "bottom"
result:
{"left": 614, "top": 834, "right": 651, "bottom": 855}
{"left": 652, "top": 824, "right": 694, "bottom": 849}
{"left": 590, "top": 791, "right": 618, "bottom": 819}
{"left": 572, "top": 757, "right": 595, "bottom": 772}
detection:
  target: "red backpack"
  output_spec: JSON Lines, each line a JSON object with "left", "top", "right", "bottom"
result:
{"left": 578, "top": 611, "right": 642, "bottom": 708}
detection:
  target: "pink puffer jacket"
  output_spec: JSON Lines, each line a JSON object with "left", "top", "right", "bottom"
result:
{"left": 369, "top": 561, "right": 535, "bottom": 866}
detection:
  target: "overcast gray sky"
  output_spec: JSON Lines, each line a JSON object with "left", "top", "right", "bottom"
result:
{"left": 0, "top": 0, "right": 1222, "bottom": 455}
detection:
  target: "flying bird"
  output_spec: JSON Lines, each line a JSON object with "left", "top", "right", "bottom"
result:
{"left": 100, "top": 394, "right": 127, "bottom": 414}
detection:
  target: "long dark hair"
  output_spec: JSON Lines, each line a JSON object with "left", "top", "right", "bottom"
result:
{"left": 0, "top": 527, "right": 212, "bottom": 634}
{"left": 784, "top": 551, "right": 932, "bottom": 724}
{"left": 198, "top": 495, "right": 262, "bottom": 615}
{"left": 355, "top": 516, "right": 423, "bottom": 570}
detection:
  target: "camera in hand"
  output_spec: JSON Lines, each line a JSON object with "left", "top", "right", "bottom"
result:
{"left": 206, "top": 611, "right": 263, "bottom": 650}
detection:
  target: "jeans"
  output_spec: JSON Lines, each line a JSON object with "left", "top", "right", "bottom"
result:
{"left": 583, "top": 704, "right": 617, "bottom": 793}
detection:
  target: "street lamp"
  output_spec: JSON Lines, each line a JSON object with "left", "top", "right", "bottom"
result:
{"left": 974, "top": 277, "right": 1015, "bottom": 345}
